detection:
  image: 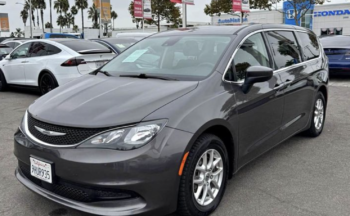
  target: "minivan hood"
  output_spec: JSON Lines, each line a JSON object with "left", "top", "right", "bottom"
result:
{"left": 29, "top": 75, "right": 198, "bottom": 128}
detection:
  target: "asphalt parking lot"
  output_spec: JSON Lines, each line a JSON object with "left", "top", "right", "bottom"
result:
{"left": 1, "top": 77, "right": 350, "bottom": 216}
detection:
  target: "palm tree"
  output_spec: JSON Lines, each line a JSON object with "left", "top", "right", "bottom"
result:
{"left": 70, "top": 6, "right": 78, "bottom": 26}
{"left": 45, "top": 22, "right": 53, "bottom": 28}
{"left": 54, "top": 0, "right": 70, "bottom": 32}
{"left": 20, "top": 10, "right": 28, "bottom": 27}
{"left": 111, "top": 11, "right": 118, "bottom": 31}
{"left": 73, "top": 25, "right": 79, "bottom": 33}
{"left": 37, "top": 0, "right": 46, "bottom": 33}
{"left": 56, "top": 14, "right": 66, "bottom": 30}
{"left": 65, "top": 13, "right": 74, "bottom": 28}
{"left": 88, "top": 3, "right": 99, "bottom": 29}
{"left": 49, "top": 0, "right": 53, "bottom": 32}
{"left": 75, "top": 0, "right": 88, "bottom": 36}
{"left": 24, "top": 0, "right": 35, "bottom": 27}
{"left": 14, "top": 28, "right": 24, "bottom": 38}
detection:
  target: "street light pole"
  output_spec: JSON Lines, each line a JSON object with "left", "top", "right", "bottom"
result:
{"left": 29, "top": 0, "right": 32, "bottom": 38}
{"left": 99, "top": 0, "right": 102, "bottom": 38}
{"left": 182, "top": 3, "right": 186, "bottom": 28}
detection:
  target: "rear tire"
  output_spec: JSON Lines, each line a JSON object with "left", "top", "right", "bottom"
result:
{"left": 304, "top": 92, "right": 326, "bottom": 137}
{"left": 39, "top": 73, "right": 58, "bottom": 95}
{"left": 177, "top": 134, "right": 228, "bottom": 216}
{"left": 0, "top": 70, "right": 8, "bottom": 91}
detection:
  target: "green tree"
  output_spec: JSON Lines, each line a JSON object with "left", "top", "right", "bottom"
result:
{"left": 37, "top": 0, "right": 46, "bottom": 33}
{"left": 54, "top": 0, "right": 70, "bottom": 32}
{"left": 75, "top": 0, "right": 88, "bottom": 36}
{"left": 45, "top": 22, "right": 53, "bottom": 28}
{"left": 128, "top": 0, "right": 180, "bottom": 32}
{"left": 14, "top": 28, "right": 24, "bottom": 38}
{"left": 73, "top": 25, "right": 79, "bottom": 33}
{"left": 24, "top": 0, "right": 35, "bottom": 27}
{"left": 20, "top": 9, "right": 28, "bottom": 27}
{"left": 56, "top": 14, "right": 66, "bottom": 30}
{"left": 65, "top": 13, "right": 74, "bottom": 28}
{"left": 88, "top": 3, "right": 100, "bottom": 29}
{"left": 282, "top": 0, "right": 324, "bottom": 26}
{"left": 70, "top": 6, "right": 78, "bottom": 26}
{"left": 111, "top": 11, "right": 118, "bottom": 30}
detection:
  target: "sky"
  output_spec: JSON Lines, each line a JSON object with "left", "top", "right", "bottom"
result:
{"left": 0, "top": 0, "right": 349, "bottom": 36}
{"left": 0, "top": 0, "right": 213, "bottom": 36}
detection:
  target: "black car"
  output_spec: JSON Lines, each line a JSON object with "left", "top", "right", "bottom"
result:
{"left": 91, "top": 37, "right": 139, "bottom": 54}
{"left": 14, "top": 25, "right": 328, "bottom": 216}
{"left": 0, "top": 44, "right": 12, "bottom": 60}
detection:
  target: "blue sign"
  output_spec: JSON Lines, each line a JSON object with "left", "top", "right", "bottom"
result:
{"left": 283, "top": 1, "right": 314, "bottom": 28}
{"left": 314, "top": 10, "right": 350, "bottom": 17}
{"left": 218, "top": 18, "right": 248, "bottom": 24}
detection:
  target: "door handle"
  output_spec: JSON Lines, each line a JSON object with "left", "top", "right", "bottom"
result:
{"left": 284, "top": 79, "right": 293, "bottom": 86}
{"left": 21, "top": 61, "right": 28, "bottom": 63}
{"left": 273, "top": 83, "right": 285, "bottom": 90}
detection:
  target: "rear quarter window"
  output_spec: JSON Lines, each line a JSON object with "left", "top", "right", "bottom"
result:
{"left": 297, "top": 32, "right": 320, "bottom": 61}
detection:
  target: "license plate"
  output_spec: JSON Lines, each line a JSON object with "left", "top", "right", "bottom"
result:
{"left": 30, "top": 157, "right": 52, "bottom": 183}
{"left": 96, "top": 61, "right": 106, "bottom": 68}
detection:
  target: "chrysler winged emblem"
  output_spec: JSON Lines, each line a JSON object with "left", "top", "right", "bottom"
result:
{"left": 35, "top": 126, "right": 66, "bottom": 136}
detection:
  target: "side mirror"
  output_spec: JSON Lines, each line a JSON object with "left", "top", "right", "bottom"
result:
{"left": 4, "top": 55, "right": 11, "bottom": 60}
{"left": 242, "top": 66, "right": 273, "bottom": 94}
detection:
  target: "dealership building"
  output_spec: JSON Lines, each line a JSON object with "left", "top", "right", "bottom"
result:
{"left": 211, "top": 3, "right": 350, "bottom": 36}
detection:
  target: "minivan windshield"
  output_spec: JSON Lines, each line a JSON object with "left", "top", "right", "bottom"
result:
{"left": 100, "top": 35, "right": 232, "bottom": 81}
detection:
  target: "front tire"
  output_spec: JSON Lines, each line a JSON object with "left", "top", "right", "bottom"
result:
{"left": 177, "top": 134, "right": 229, "bottom": 216}
{"left": 39, "top": 73, "right": 58, "bottom": 95}
{"left": 305, "top": 92, "right": 326, "bottom": 137}
{"left": 0, "top": 70, "right": 8, "bottom": 91}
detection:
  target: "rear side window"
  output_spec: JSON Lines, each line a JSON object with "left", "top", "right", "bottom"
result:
{"left": 226, "top": 33, "right": 270, "bottom": 82}
{"left": 58, "top": 40, "right": 111, "bottom": 54}
{"left": 29, "top": 42, "right": 61, "bottom": 57}
{"left": 297, "top": 32, "right": 320, "bottom": 61}
{"left": 266, "top": 31, "right": 302, "bottom": 69}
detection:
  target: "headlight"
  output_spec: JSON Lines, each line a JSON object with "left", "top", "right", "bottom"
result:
{"left": 78, "top": 120, "right": 167, "bottom": 150}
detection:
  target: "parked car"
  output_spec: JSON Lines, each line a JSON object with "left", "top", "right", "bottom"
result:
{"left": 0, "top": 39, "right": 115, "bottom": 94}
{"left": 0, "top": 44, "right": 12, "bottom": 60}
{"left": 2, "top": 39, "right": 32, "bottom": 49}
{"left": 41, "top": 33, "right": 79, "bottom": 39}
{"left": 91, "top": 38, "right": 139, "bottom": 54}
{"left": 320, "top": 35, "right": 350, "bottom": 75}
{"left": 1, "top": 38, "right": 26, "bottom": 43}
{"left": 13, "top": 25, "right": 328, "bottom": 216}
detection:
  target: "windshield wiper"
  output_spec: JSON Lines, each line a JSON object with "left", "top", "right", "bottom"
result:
{"left": 95, "top": 70, "right": 113, "bottom": 77}
{"left": 119, "top": 73, "right": 178, "bottom": 81}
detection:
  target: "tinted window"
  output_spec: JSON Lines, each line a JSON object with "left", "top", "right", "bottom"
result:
{"left": 11, "top": 43, "right": 31, "bottom": 59}
{"left": 266, "top": 31, "right": 302, "bottom": 69}
{"left": 58, "top": 40, "right": 111, "bottom": 54}
{"left": 101, "top": 35, "right": 232, "bottom": 81}
{"left": 226, "top": 33, "right": 270, "bottom": 82}
{"left": 29, "top": 42, "right": 62, "bottom": 57}
{"left": 5, "top": 42, "right": 14, "bottom": 48}
{"left": 49, "top": 34, "right": 77, "bottom": 39}
{"left": 298, "top": 32, "right": 320, "bottom": 60}
{"left": 0, "top": 46, "right": 12, "bottom": 55}
{"left": 13, "top": 42, "right": 20, "bottom": 48}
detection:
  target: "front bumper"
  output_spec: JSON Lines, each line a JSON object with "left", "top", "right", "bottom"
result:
{"left": 14, "top": 127, "right": 193, "bottom": 216}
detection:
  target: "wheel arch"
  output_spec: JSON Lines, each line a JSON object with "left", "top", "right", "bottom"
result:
{"left": 318, "top": 85, "right": 328, "bottom": 105}
{"left": 38, "top": 69, "right": 59, "bottom": 87}
{"left": 184, "top": 119, "right": 238, "bottom": 179}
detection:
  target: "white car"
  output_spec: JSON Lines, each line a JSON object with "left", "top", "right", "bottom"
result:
{"left": 0, "top": 39, "right": 115, "bottom": 94}
{"left": 2, "top": 39, "right": 32, "bottom": 49}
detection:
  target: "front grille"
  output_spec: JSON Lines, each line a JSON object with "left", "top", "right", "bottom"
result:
{"left": 27, "top": 114, "right": 111, "bottom": 145}
{"left": 19, "top": 161, "right": 137, "bottom": 202}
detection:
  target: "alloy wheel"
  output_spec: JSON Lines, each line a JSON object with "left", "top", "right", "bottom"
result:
{"left": 193, "top": 149, "right": 224, "bottom": 206}
{"left": 40, "top": 74, "right": 54, "bottom": 94}
{"left": 314, "top": 98, "right": 324, "bottom": 130}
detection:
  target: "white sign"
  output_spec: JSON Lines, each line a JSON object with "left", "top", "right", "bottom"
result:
{"left": 183, "top": 0, "right": 194, "bottom": 4}
{"left": 143, "top": 0, "right": 152, "bottom": 20}
{"left": 241, "top": 0, "right": 250, "bottom": 12}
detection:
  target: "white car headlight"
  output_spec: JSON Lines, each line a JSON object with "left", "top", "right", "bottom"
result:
{"left": 79, "top": 120, "right": 167, "bottom": 150}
